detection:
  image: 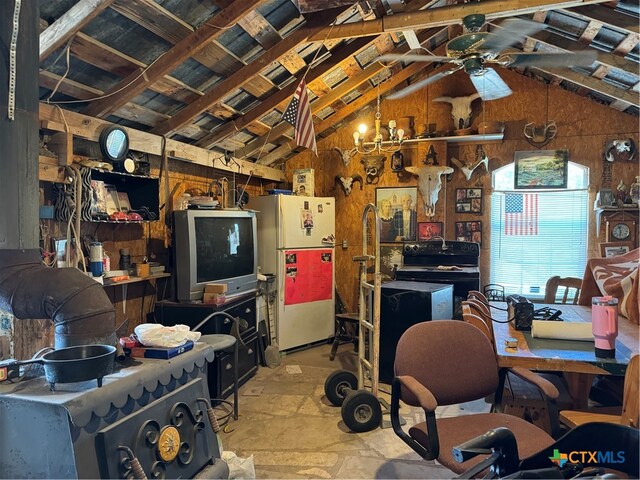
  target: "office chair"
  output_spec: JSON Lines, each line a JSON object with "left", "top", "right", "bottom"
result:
{"left": 391, "top": 321, "right": 559, "bottom": 474}
{"left": 544, "top": 276, "right": 582, "bottom": 304}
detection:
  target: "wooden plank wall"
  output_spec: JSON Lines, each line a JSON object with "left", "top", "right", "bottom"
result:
{"left": 286, "top": 67, "right": 639, "bottom": 311}
{"left": 11, "top": 152, "right": 278, "bottom": 359}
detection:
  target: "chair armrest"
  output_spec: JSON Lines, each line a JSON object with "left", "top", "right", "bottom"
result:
{"left": 391, "top": 377, "right": 438, "bottom": 460}
{"left": 505, "top": 367, "right": 563, "bottom": 438}
{"left": 507, "top": 367, "right": 560, "bottom": 400}
{"left": 396, "top": 375, "right": 438, "bottom": 411}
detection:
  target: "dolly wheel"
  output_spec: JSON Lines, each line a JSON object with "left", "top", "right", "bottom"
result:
{"left": 341, "top": 390, "right": 382, "bottom": 433}
{"left": 324, "top": 370, "right": 357, "bottom": 407}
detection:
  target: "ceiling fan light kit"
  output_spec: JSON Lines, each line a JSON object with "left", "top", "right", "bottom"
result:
{"left": 379, "top": 15, "right": 597, "bottom": 102}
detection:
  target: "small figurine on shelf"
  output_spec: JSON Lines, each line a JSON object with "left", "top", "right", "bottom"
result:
{"left": 616, "top": 180, "right": 627, "bottom": 206}
{"left": 630, "top": 176, "right": 640, "bottom": 206}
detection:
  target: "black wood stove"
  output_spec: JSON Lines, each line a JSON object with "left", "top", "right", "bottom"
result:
{"left": 0, "top": 344, "right": 228, "bottom": 479}
{"left": 394, "top": 240, "right": 481, "bottom": 315}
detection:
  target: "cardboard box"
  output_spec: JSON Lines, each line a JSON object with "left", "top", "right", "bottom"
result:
{"left": 293, "top": 168, "right": 314, "bottom": 196}
{"left": 204, "top": 283, "right": 227, "bottom": 294}
{"left": 203, "top": 293, "right": 226, "bottom": 305}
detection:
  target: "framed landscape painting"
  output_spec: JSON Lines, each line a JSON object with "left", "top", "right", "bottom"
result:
{"left": 514, "top": 150, "right": 568, "bottom": 189}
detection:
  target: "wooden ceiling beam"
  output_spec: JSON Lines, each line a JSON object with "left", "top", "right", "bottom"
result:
{"left": 40, "top": 0, "right": 116, "bottom": 61}
{"left": 195, "top": 36, "right": 373, "bottom": 149}
{"left": 110, "top": 0, "right": 192, "bottom": 44}
{"left": 532, "top": 66, "right": 639, "bottom": 105}
{"left": 259, "top": 61, "right": 429, "bottom": 165}
{"left": 308, "top": 0, "right": 613, "bottom": 41}
{"left": 39, "top": 70, "right": 103, "bottom": 100}
{"left": 81, "top": 0, "right": 267, "bottom": 118}
{"left": 563, "top": 4, "right": 639, "bottom": 35}
{"left": 233, "top": 27, "right": 445, "bottom": 160}
{"left": 161, "top": 0, "right": 438, "bottom": 140}
{"left": 39, "top": 103, "right": 286, "bottom": 182}
{"left": 151, "top": 9, "right": 349, "bottom": 136}
{"left": 491, "top": 21, "right": 639, "bottom": 75}
{"left": 68, "top": 33, "right": 204, "bottom": 104}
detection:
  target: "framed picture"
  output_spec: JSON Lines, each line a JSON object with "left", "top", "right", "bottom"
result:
{"left": 375, "top": 186, "right": 418, "bottom": 242}
{"left": 380, "top": 245, "right": 403, "bottom": 282}
{"left": 455, "top": 221, "right": 482, "bottom": 245}
{"left": 455, "top": 188, "right": 483, "bottom": 214}
{"left": 418, "top": 222, "right": 443, "bottom": 241}
{"left": 599, "top": 242, "right": 633, "bottom": 258}
{"left": 514, "top": 150, "right": 568, "bottom": 189}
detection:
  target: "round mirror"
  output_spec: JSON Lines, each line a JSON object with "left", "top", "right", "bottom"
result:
{"left": 99, "top": 125, "right": 129, "bottom": 163}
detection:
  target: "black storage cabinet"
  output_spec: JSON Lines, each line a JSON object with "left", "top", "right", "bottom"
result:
{"left": 154, "top": 294, "right": 259, "bottom": 401}
{"left": 379, "top": 281, "right": 453, "bottom": 383}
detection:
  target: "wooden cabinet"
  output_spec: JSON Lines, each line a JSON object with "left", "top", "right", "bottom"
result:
{"left": 595, "top": 207, "right": 639, "bottom": 249}
{"left": 154, "top": 294, "right": 259, "bottom": 401}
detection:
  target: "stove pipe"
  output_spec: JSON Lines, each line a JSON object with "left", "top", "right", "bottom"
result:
{"left": 0, "top": 0, "right": 116, "bottom": 349}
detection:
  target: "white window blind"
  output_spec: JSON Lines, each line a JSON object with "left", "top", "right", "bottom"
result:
{"left": 490, "top": 162, "right": 589, "bottom": 300}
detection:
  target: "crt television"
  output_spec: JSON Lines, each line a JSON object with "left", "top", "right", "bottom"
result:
{"left": 173, "top": 209, "right": 258, "bottom": 302}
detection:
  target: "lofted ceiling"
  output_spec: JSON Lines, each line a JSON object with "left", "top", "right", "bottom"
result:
{"left": 38, "top": 0, "right": 639, "bottom": 168}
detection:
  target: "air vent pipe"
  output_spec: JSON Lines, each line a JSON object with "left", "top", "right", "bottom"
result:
{"left": 0, "top": 0, "right": 116, "bottom": 349}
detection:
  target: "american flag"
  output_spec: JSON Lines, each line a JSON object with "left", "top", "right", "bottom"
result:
{"left": 505, "top": 193, "right": 538, "bottom": 235}
{"left": 282, "top": 79, "right": 317, "bottom": 156}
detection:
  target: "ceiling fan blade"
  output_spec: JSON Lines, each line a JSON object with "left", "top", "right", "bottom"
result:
{"left": 503, "top": 50, "right": 597, "bottom": 68}
{"left": 378, "top": 53, "right": 455, "bottom": 64}
{"left": 470, "top": 68, "right": 512, "bottom": 101}
{"left": 388, "top": 68, "right": 461, "bottom": 100}
{"left": 482, "top": 18, "right": 547, "bottom": 52}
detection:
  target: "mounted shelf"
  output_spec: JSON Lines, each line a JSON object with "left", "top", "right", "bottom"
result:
{"left": 363, "top": 133, "right": 504, "bottom": 148}
{"left": 89, "top": 168, "right": 160, "bottom": 221}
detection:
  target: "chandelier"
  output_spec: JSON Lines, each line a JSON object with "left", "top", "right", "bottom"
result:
{"left": 352, "top": 89, "right": 405, "bottom": 155}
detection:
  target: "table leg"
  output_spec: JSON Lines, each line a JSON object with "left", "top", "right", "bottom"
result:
{"left": 233, "top": 339, "right": 238, "bottom": 420}
{"left": 564, "top": 372, "right": 594, "bottom": 409}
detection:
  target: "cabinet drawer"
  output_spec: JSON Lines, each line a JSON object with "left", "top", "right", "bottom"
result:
{"left": 216, "top": 333, "right": 259, "bottom": 400}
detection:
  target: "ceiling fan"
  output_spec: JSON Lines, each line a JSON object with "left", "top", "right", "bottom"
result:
{"left": 380, "top": 15, "right": 597, "bottom": 101}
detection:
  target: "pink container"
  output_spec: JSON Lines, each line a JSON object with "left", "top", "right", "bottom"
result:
{"left": 592, "top": 296, "right": 618, "bottom": 358}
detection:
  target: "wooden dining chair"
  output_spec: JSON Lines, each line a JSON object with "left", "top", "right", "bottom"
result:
{"left": 559, "top": 355, "right": 639, "bottom": 428}
{"left": 467, "top": 290, "right": 489, "bottom": 304}
{"left": 544, "top": 276, "right": 582, "bottom": 304}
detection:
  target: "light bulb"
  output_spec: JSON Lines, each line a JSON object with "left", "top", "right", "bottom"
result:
{"left": 358, "top": 124, "right": 367, "bottom": 135}
{"left": 397, "top": 129, "right": 405, "bottom": 141}
{"left": 388, "top": 120, "right": 396, "bottom": 129}
{"left": 353, "top": 131, "right": 360, "bottom": 145}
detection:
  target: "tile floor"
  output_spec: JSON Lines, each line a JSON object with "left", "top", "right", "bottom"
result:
{"left": 197, "top": 342, "right": 490, "bottom": 479}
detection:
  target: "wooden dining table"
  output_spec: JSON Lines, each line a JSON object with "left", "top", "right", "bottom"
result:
{"left": 490, "top": 303, "right": 639, "bottom": 408}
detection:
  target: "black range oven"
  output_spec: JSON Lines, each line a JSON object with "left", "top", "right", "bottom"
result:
{"left": 394, "top": 240, "right": 480, "bottom": 315}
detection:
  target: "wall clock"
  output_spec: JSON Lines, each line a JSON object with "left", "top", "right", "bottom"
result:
{"left": 607, "top": 220, "right": 636, "bottom": 246}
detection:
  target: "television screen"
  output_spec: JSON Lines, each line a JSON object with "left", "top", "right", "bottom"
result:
{"left": 173, "top": 209, "right": 258, "bottom": 302}
{"left": 195, "top": 217, "right": 254, "bottom": 283}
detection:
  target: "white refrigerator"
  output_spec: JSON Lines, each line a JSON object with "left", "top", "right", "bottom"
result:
{"left": 249, "top": 195, "right": 335, "bottom": 351}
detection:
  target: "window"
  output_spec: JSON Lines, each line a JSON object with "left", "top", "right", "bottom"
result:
{"left": 490, "top": 162, "right": 589, "bottom": 300}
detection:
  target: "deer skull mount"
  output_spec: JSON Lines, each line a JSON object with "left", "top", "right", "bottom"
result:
{"left": 333, "top": 146, "right": 357, "bottom": 167}
{"left": 450, "top": 145, "right": 490, "bottom": 181}
{"left": 405, "top": 165, "right": 453, "bottom": 217}
{"left": 604, "top": 138, "right": 636, "bottom": 162}
{"left": 432, "top": 93, "right": 481, "bottom": 130}
{"left": 361, "top": 155, "right": 385, "bottom": 184}
{"left": 524, "top": 121, "right": 557, "bottom": 147}
{"left": 335, "top": 175, "right": 363, "bottom": 196}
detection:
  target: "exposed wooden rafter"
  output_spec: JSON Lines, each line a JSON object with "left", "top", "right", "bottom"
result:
{"left": 236, "top": 28, "right": 445, "bottom": 160}
{"left": 307, "top": 0, "right": 613, "bottom": 41}
{"left": 81, "top": 0, "right": 268, "bottom": 118}
{"left": 150, "top": 9, "right": 348, "bottom": 136}
{"left": 39, "top": 0, "right": 116, "bottom": 61}
{"left": 261, "top": 61, "right": 432, "bottom": 165}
